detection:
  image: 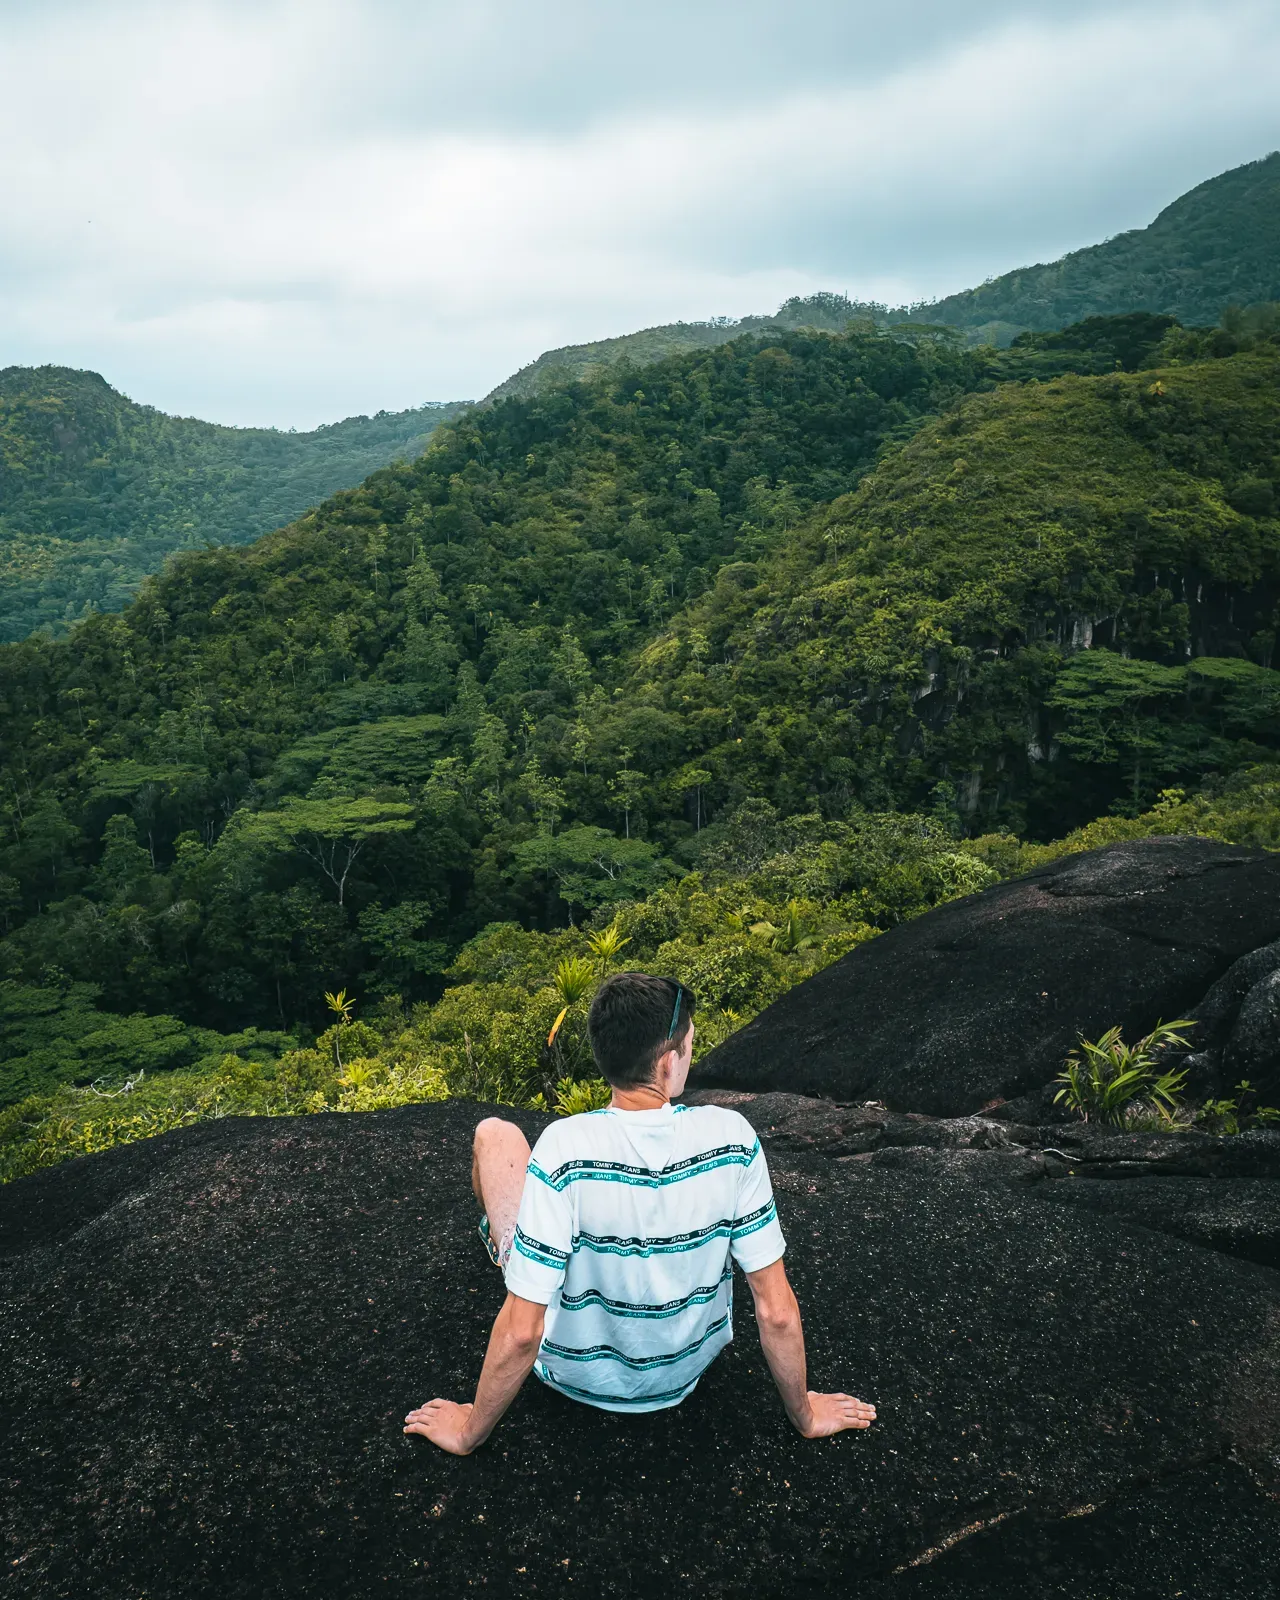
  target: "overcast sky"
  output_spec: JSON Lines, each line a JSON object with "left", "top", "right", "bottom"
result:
{"left": 1, "top": 0, "right": 1277, "bottom": 429}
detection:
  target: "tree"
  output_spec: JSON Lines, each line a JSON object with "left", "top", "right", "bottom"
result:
{"left": 402, "top": 613, "right": 460, "bottom": 706}
{"left": 1186, "top": 657, "right": 1280, "bottom": 738}
{"left": 672, "top": 763, "right": 713, "bottom": 832}
{"left": 510, "top": 825, "right": 678, "bottom": 923}
{"left": 92, "top": 815, "right": 155, "bottom": 905}
{"left": 518, "top": 756, "right": 567, "bottom": 835}
{"left": 357, "top": 900, "right": 449, "bottom": 994}
{"left": 1047, "top": 652, "right": 1186, "bottom": 806}
{"left": 549, "top": 625, "right": 593, "bottom": 701}
{"left": 609, "top": 751, "right": 646, "bottom": 839}
{"left": 1, "top": 798, "right": 82, "bottom": 911}
{"left": 237, "top": 797, "right": 415, "bottom": 906}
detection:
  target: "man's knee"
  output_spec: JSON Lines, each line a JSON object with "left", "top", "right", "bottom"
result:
{"left": 474, "top": 1116, "right": 521, "bottom": 1157}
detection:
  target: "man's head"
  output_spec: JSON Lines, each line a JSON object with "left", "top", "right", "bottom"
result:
{"left": 588, "top": 972, "right": 697, "bottom": 1095}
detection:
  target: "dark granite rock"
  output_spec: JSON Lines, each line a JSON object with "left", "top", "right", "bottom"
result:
{"left": 1030, "top": 1124, "right": 1280, "bottom": 1179}
{"left": 1036, "top": 1174, "right": 1280, "bottom": 1270}
{"left": 686, "top": 1089, "right": 1018, "bottom": 1158}
{"left": 860, "top": 1462, "right": 1280, "bottom": 1599}
{"left": 4, "top": 1098, "right": 1280, "bottom": 1597}
{"left": 1169, "top": 939, "right": 1280, "bottom": 1098}
{"left": 1225, "top": 968, "right": 1280, "bottom": 1096}
{"left": 1185, "top": 938, "right": 1280, "bottom": 1055}
{"left": 693, "top": 836, "right": 1280, "bottom": 1117}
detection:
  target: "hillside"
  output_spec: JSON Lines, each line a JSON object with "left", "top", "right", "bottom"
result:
{"left": 0, "top": 324, "right": 1033, "bottom": 1068}
{"left": 0, "top": 366, "right": 470, "bottom": 642}
{"left": 481, "top": 292, "right": 890, "bottom": 402}
{"left": 3, "top": 155, "right": 1272, "bottom": 648}
{"left": 909, "top": 151, "right": 1280, "bottom": 342}
{"left": 1, "top": 314, "right": 1278, "bottom": 1092}
{"left": 631, "top": 337, "right": 1280, "bottom": 837}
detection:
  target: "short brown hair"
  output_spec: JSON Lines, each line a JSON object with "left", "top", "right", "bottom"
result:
{"left": 587, "top": 972, "right": 696, "bottom": 1089}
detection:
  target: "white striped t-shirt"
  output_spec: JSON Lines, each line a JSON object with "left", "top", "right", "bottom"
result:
{"left": 503, "top": 1102, "right": 786, "bottom": 1413}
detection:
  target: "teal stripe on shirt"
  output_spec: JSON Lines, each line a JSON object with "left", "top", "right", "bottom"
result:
{"left": 731, "top": 1201, "right": 778, "bottom": 1239}
{"left": 541, "top": 1313, "right": 730, "bottom": 1369}
{"left": 534, "top": 1363, "right": 697, "bottom": 1408}
{"left": 567, "top": 1200, "right": 777, "bottom": 1260}
{"left": 529, "top": 1141, "right": 759, "bottom": 1192}
{"left": 559, "top": 1267, "right": 732, "bottom": 1319}
{"left": 512, "top": 1228, "right": 571, "bottom": 1270}
{"left": 575, "top": 1223, "right": 735, "bottom": 1258}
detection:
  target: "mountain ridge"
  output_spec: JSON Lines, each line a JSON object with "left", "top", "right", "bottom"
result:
{"left": 485, "top": 152, "right": 1280, "bottom": 401}
{"left": 480, "top": 291, "right": 888, "bottom": 403}
{"left": 2, "top": 152, "right": 1275, "bottom": 644}
{"left": 2, "top": 314, "right": 1277, "bottom": 1040}
{"left": 2, "top": 307, "right": 1280, "bottom": 1181}
{"left": 912, "top": 150, "right": 1280, "bottom": 341}
{"left": 0, "top": 365, "right": 471, "bottom": 642}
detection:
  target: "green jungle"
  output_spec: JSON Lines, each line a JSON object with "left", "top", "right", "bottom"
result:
{"left": 0, "top": 369, "right": 468, "bottom": 642}
{"left": 3, "top": 155, "right": 1280, "bottom": 1182}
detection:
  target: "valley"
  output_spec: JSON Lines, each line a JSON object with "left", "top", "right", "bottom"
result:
{"left": 1, "top": 154, "right": 1279, "bottom": 1179}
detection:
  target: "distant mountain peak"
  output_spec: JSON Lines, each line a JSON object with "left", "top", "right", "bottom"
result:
{"left": 486, "top": 152, "right": 1280, "bottom": 402}
{"left": 904, "top": 150, "right": 1280, "bottom": 340}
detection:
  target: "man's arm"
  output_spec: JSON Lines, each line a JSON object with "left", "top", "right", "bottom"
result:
{"left": 745, "top": 1259, "right": 876, "bottom": 1438}
{"left": 403, "top": 1292, "right": 546, "bottom": 1455}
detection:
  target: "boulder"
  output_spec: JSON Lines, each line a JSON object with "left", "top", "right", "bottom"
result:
{"left": 1037, "top": 1174, "right": 1280, "bottom": 1270}
{"left": 693, "top": 836, "right": 1280, "bottom": 1117}
{"left": 1184, "top": 938, "right": 1280, "bottom": 1054}
{"left": 3, "top": 1097, "right": 1280, "bottom": 1598}
{"left": 1224, "top": 969, "right": 1280, "bottom": 1095}
{"left": 1174, "top": 939, "right": 1280, "bottom": 1098}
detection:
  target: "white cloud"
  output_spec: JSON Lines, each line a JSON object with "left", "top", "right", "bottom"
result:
{"left": 0, "top": 0, "right": 1276, "bottom": 425}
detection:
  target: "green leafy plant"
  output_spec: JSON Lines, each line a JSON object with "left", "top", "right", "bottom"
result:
{"left": 749, "top": 903, "right": 822, "bottom": 954}
{"left": 336, "top": 1058, "right": 379, "bottom": 1092}
{"left": 324, "top": 988, "right": 356, "bottom": 1072}
{"left": 1196, "top": 1080, "right": 1280, "bottom": 1135}
{"left": 544, "top": 955, "right": 602, "bottom": 1099}
{"left": 586, "top": 922, "right": 631, "bottom": 970}
{"left": 551, "top": 1076, "right": 612, "bottom": 1117}
{"left": 552, "top": 957, "right": 596, "bottom": 1009}
{"left": 1053, "top": 1019, "right": 1195, "bottom": 1126}
{"left": 324, "top": 988, "right": 355, "bottom": 1024}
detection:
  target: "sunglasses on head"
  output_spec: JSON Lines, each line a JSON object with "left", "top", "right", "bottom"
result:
{"left": 667, "top": 983, "right": 683, "bottom": 1040}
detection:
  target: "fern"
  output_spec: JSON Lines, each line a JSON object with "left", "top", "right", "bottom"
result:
{"left": 1053, "top": 1020, "right": 1195, "bottom": 1126}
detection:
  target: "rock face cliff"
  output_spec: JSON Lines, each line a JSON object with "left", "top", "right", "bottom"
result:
{"left": 695, "top": 837, "right": 1280, "bottom": 1117}
{"left": 4, "top": 1093, "right": 1280, "bottom": 1598}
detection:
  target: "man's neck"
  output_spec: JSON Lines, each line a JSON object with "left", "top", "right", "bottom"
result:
{"left": 610, "top": 1081, "right": 669, "bottom": 1112}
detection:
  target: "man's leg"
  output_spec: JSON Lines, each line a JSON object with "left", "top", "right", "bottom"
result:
{"left": 473, "top": 1118, "right": 531, "bottom": 1261}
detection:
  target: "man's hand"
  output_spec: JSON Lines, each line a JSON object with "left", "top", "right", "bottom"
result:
{"left": 745, "top": 1259, "right": 877, "bottom": 1439}
{"left": 403, "top": 1293, "right": 545, "bottom": 1455}
{"left": 793, "top": 1391, "right": 876, "bottom": 1438}
{"left": 403, "top": 1399, "right": 476, "bottom": 1454}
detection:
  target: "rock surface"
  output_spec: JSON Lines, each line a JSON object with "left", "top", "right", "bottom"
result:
{"left": 694, "top": 836, "right": 1280, "bottom": 1116}
{"left": 4, "top": 1097, "right": 1280, "bottom": 1598}
{"left": 1225, "top": 968, "right": 1280, "bottom": 1092}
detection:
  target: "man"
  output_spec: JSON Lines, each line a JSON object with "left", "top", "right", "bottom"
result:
{"left": 404, "top": 972, "right": 876, "bottom": 1453}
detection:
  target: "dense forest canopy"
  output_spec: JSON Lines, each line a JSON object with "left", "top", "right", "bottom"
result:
{"left": 2, "top": 307, "right": 1279, "bottom": 1085}
{"left": 2, "top": 154, "right": 1274, "bottom": 654}
{"left": 0, "top": 367, "right": 469, "bottom": 642}
{"left": 630, "top": 332, "right": 1280, "bottom": 838}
